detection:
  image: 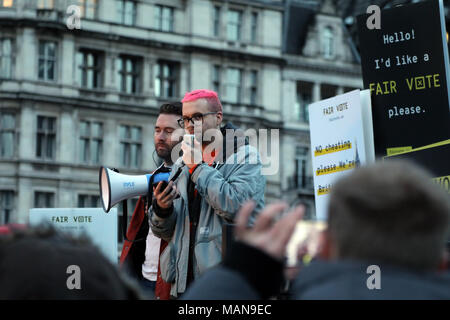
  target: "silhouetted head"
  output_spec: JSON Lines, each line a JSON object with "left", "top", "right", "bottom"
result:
{"left": 326, "top": 160, "right": 450, "bottom": 272}
{"left": 0, "top": 225, "right": 143, "bottom": 299}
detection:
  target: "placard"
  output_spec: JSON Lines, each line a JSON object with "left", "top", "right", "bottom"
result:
{"left": 29, "top": 208, "right": 118, "bottom": 263}
{"left": 357, "top": 0, "right": 450, "bottom": 156}
{"left": 385, "top": 139, "right": 450, "bottom": 194}
{"left": 309, "top": 89, "right": 374, "bottom": 220}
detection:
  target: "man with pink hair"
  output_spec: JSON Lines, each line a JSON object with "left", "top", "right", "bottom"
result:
{"left": 149, "top": 89, "right": 266, "bottom": 298}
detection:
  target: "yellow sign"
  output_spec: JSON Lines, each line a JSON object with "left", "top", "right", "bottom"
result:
{"left": 314, "top": 142, "right": 352, "bottom": 157}
{"left": 433, "top": 175, "right": 450, "bottom": 193}
{"left": 316, "top": 162, "right": 356, "bottom": 176}
{"left": 317, "top": 186, "right": 331, "bottom": 196}
{"left": 386, "top": 146, "right": 413, "bottom": 156}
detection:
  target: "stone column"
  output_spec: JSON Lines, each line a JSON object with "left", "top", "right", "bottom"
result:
{"left": 142, "top": 56, "right": 152, "bottom": 96}
{"left": 103, "top": 119, "right": 118, "bottom": 168}
{"left": 313, "top": 82, "right": 321, "bottom": 102}
{"left": 19, "top": 104, "right": 34, "bottom": 160}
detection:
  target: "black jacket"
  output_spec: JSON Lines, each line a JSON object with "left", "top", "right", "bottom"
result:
{"left": 292, "top": 259, "right": 450, "bottom": 300}
{"left": 182, "top": 242, "right": 450, "bottom": 300}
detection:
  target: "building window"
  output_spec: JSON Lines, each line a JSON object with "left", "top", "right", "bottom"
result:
{"left": 78, "top": 0, "right": 97, "bottom": 19}
{"left": 322, "top": 26, "right": 334, "bottom": 59}
{"left": 226, "top": 68, "right": 242, "bottom": 103}
{"left": 116, "top": 56, "right": 141, "bottom": 94}
{"left": 0, "top": 113, "right": 15, "bottom": 158}
{"left": 155, "top": 5, "right": 174, "bottom": 32}
{"left": 213, "top": 5, "right": 221, "bottom": 37}
{"left": 0, "top": 38, "right": 13, "bottom": 79}
{"left": 250, "top": 12, "right": 258, "bottom": 43}
{"left": 79, "top": 120, "right": 102, "bottom": 165}
{"left": 295, "top": 147, "right": 310, "bottom": 189}
{"left": 119, "top": 125, "right": 142, "bottom": 168}
{"left": 37, "top": 0, "right": 53, "bottom": 9}
{"left": 227, "top": 9, "right": 242, "bottom": 42}
{"left": 76, "top": 50, "right": 102, "bottom": 89}
{"left": 0, "top": 0, "right": 14, "bottom": 7}
{"left": 117, "top": 0, "right": 136, "bottom": 26}
{"left": 34, "top": 191, "right": 55, "bottom": 208}
{"left": 249, "top": 70, "right": 258, "bottom": 105}
{"left": 38, "top": 41, "right": 57, "bottom": 81}
{"left": 344, "top": 87, "right": 358, "bottom": 93}
{"left": 295, "top": 82, "right": 312, "bottom": 122}
{"left": 78, "top": 194, "right": 100, "bottom": 208}
{"left": 36, "top": 116, "right": 56, "bottom": 159}
{"left": 154, "top": 61, "right": 178, "bottom": 98}
{"left": 0, "top": 191, "right": 13, "bottom": 224}
{"left": 296, "top": 92, "right": 312, "bottom": 123}
{"left": 212, "top": 65, "right": 221, "bottom": 95}
{"left": 321, "top": 84, "right": 337, "bottom": 100}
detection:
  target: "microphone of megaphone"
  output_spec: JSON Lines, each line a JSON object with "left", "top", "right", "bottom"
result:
{"left": 99, "top": 166, "right": 170, "bottom": 213}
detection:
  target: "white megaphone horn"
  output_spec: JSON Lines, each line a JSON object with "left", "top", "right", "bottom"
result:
{"left": 99, "top": 166, "right": 170, "bottom": 213}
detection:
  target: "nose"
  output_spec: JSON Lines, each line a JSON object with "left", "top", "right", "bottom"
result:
{"left": 156, "top": 131, "right": 167, "bottom": 141}
{"left": 185, "top": 122, "right": 194, "bottom": 133}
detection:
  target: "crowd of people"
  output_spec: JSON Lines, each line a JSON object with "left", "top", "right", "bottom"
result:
{"left": 0, "top": 89, "right": 449, "bottom": 300}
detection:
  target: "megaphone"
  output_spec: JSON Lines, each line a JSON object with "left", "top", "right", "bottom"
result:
{"left": 99, "top": 166, "right": 170, "bottom": 213}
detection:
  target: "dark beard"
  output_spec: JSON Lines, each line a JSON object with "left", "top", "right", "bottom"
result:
{"left": 156, "top": 149, "right": 173, "bottom": 165}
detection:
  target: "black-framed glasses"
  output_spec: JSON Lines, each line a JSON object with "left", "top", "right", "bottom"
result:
{"left": 178, "top": 112, "right": 217, "bottom": 128}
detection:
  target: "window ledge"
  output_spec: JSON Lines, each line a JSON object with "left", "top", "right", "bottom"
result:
{"left": 0, "top": 156, "right": 18, "bottom": 162}
{"left": 118, "top": 92, "right": 148, "bottom": 102}
{"left": 223, "top": 101, "right": 264, "bottom": 109}
{"left": 37, "top": 78, "right": 58, "bottom": 84}
{"left": 293, "top": 119, "right": 310, "bottom": 124}
{"left": 36, "top": 8, "right": 63, "bottom": 21}
{"left": 155, "top": 95, "right": 180, "bottom": 101}
{"left": 79, "top": 87, "right": 108, "bottom": 98}
{"left": 33, "top": 158, "right": 58, "bottom": 164}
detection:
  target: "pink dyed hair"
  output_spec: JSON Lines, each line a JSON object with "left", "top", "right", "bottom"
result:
{"left": 181, "top": 89, "right": 223, "bottom": 113}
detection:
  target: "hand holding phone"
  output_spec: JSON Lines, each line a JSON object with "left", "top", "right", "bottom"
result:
{"left": 154, "top": 180, "right": 179, "bottom": 208}
{"left": 286, "top": 221, "right": 327, "bottom": 267}
{"left": 156, "top": 167, "right": 182, "bottom": 198}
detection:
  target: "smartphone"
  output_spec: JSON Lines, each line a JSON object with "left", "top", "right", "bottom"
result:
{"left": 286, "top": 221, "right": 327, "bottom": 267}
{"left": 157, "top": 180, "right": 169, "bottom": 191}
{"left": 156, "top": 166, "right": 183, "bottom": 198}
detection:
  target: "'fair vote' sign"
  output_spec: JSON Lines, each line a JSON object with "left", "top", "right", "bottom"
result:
{"left": 357, "top": 0, "right": 450, "bottom": 157}
{"left": 29, "top": 208, "right": 118, "bottom": 263}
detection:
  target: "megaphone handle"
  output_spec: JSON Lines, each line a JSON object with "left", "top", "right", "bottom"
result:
{"left": 122, "top": 197, "right": 149, "bottom": 243}
{"left": 110, "top": 168, "right": 131, "bottom": 242}
{"left": 146, "top": 172, "right": 156, "bottom": 216}
{"left": 122, "top": 199, "right": 129, "bottom": 242}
